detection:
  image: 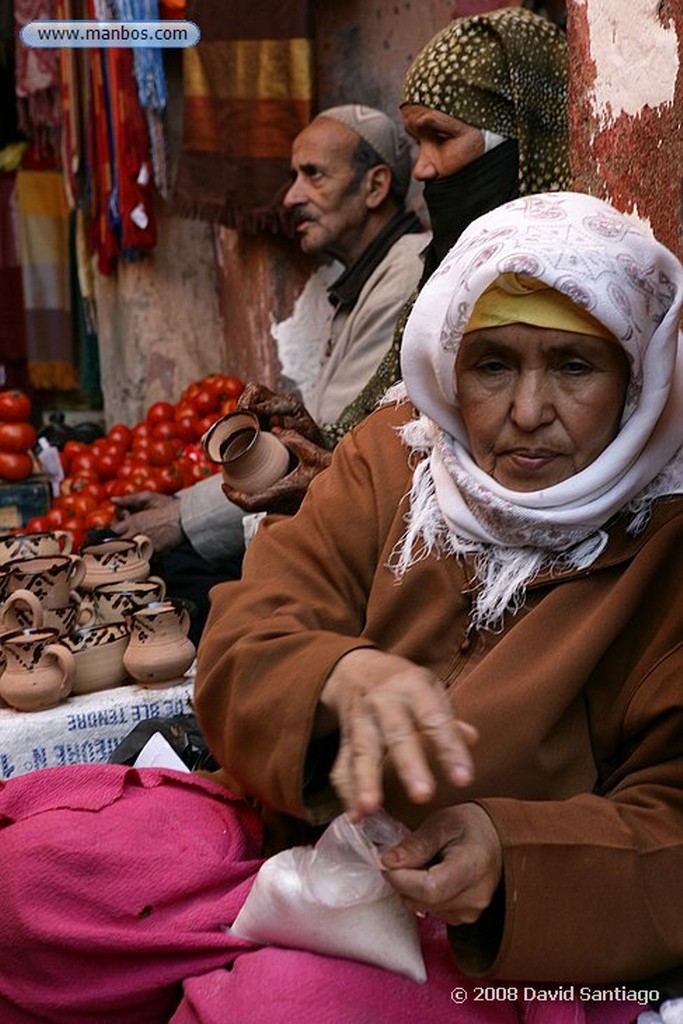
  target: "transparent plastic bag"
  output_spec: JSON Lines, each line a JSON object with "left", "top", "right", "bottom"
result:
{"left": 231, "top": 810, "right": 426, "bottom": 982}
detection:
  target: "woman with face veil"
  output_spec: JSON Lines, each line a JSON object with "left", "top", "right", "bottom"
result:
{"left": 332, "top": 6, "right": 571, "bottom": 443}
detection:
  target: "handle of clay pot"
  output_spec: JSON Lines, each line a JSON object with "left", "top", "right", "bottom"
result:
{"left": 147, "top": 575, "right": 167, "bottom": 599}
{"left": 54, "top": 529, "right": 73, "bottom": 555}
{"left": 0, "top": 588, "right": 43, "bottom": 629}
{"left": 133, "top": 534, "right": 154, "bottom": 562}
{"left": 179, "top": 606, "right": 191, "bottom": 637}
{"left": 68, "top": 555, "right": 86, "bottom": 589}
{"left": 46, "top": 644, "right": 75, "bottom": 699}
{"left": 76, "top": 594, "right": 98, "bottom": 627}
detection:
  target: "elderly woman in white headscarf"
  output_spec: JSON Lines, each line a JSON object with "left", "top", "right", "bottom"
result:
{"left": 1, "top": 192, "right": 681, "bottom": 1023}
{"left": 196, "top": 191, "right": 683, "bottom": 993}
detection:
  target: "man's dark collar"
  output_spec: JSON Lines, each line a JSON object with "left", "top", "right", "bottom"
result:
{"left": 327, "top": 209, "right": 424, "bottom": 309}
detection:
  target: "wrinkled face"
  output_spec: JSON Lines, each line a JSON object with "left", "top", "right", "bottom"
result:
{"left": 455, "top": 323, "right": 630, "bottom": 491}
{"left": 283, "top": 119, "right": 370, "bottom": 265}
{"left": 400, "top": 105, "right": 484, "bottom": 180}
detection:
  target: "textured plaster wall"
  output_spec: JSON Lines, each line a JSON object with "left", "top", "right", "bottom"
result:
{"left": 569, "top": 0, "right": 683, "bottom": 257}
{"left": 96, "top": 51, "right": 224, "bottom": 427}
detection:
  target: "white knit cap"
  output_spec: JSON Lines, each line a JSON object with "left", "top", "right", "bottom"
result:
{"left": 315, "top": 104, "right": 412, "bottom": 197}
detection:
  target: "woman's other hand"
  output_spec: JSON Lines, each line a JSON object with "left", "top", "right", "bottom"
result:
{"left": 237, "top": 383, "right": 325, "bottom": 446}
{"left": 317, "top": 649, "right": 477, "bottom": 819}
{"left": 381, "top": 804, "right": 502, "bottom": 925}
{"left": 222, "top": 429, "right": 332, "bottom": 515}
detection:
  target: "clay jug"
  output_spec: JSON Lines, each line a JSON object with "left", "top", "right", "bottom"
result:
{"left": 62, "top": 622, "right": 130, "bottom": 695}
{"left": 0, "top": 530, "right": 72, "bottom": 565}
{"left": 123, "top": 600, "right": 196, "bottom": 687}
{"left": 0, "top": 627, "right": 74, "bottom": 712}
{"left": 3, "top": 554, "right": 86, "bottom": 610}
{"left": 202, "top": 411, "right": 291, "bottom": 494}
{"left": 80, "top": 535, "right": 153, "bottom": 590}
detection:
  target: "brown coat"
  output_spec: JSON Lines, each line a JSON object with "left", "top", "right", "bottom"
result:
{"left": 196, "top": 402, "right": 683, "bottom": 985}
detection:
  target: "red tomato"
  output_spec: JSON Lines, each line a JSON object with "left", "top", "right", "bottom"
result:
{"left": 146, "top": 401, "right": 175, "bottom": 426}
{"left": 107, "top": 423, "right": 132, "bottom": 449}
{"left": 220, "top": 398, "right": 238, "bottom": 416}
{"left": 106, "top": 479, "right": 137, "bottom": 497}
{"left": 147, "top": 439, "right": 179, "bottom": 467}
{"left": 61, "top": 440, "right": 87, "bottom": 473}
{"left": 70, "top": 451, "right": 99, "bottom": 477}
{"left": 189, "top": 388, "right": 219, "bottom": 417}
{"left": 0, "top": 421, "right": 36, "bottom": 452}
{"left": 151, "top": 420, "right": 178, "bottom": 441}
{"left": 131, "top": 421, "right": 150, "bottom": 441}
{"left": 70, "top": 477, "right": 105, "bottom": 503}
{"left": 156, "top": 463, "right": 183, "bottom": 495}
{"left": 203, "top": 374, "right": 244, "bottom": 400}
{"left": 45, "top": 506, "right": 67, "bottom": 529}
{"left": 60, "top": 515, "right": 86, "bottom": 552}
{"left": 94, "top": 453, "right": 121, "bottom": 480}
{"left": 0, "top": 450, "right": 32, "bottom": 481}
{"left": 0, "top": 389, "right": 31, "bottom": 422}
{"left": 84, "top": 504, "right": 115, "bottom": 529}
{"left": 182, "top": 461, "right": 214, "bottom": 485}
{"left": 56, "top": 492, "right": 97, "bottom": 518}
{"left": 175, "top": 412, "right": 201, "bottom": 443}
{"left": 25, "top": 515, "right": 50, "bottom": 533}
{"left": 181, "top": 381, "right": 202, "bottom": 404}
{"left": 89, "top": 439, "right": 107, "bottom": 459}
{"left": 197, "top": 413, "right": 220, "bottom": 437}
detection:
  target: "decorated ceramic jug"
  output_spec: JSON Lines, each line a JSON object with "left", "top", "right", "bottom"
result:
{"left": 123, "top": 600, "right": 195, "bottom": 687}
{"left": 62, "top": 622, "right": 130, "bottom": 695}
{"left": 0, "top": 627, "right": 74, "bottom": 712}
{"left": 80, "top": 535, "right": 153, "bottom": 590}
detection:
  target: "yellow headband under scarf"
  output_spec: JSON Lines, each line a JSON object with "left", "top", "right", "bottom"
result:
{"left": 464, "top": 274, "right": 617, "bottom": 341}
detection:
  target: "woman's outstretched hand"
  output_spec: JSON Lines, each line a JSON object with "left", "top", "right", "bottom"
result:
{"left": 316, "top": 649, "right": 477, "bottom": 820}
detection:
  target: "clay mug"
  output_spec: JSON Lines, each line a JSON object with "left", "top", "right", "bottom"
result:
{"left": 3, "top": 554, "right": 86, "bottom": 610}
{"left": 202, "top": 411, "right": 291, "bottom": 494}
{"left": 0, "top": 627, "right": 75, "bottom": 712}
{"left": 89, "top": 576, "right": 167, "bottom": 624}
{"left": 0, "top": 530, "right": 73, "bottom": 565}
{"left": 62, "top": 621, "right": 130, "bottom": 695}
{"left": 80, "top": 535, "right": 154, "bottom": 590}
{"left": 123, "top": 599, "right": 196, "bottom": 687}
{"left": 41, "top": 598, "right": 83, "bottom": 636}
{"left": 0, "top": 588, "right": 43, "bottom": 632}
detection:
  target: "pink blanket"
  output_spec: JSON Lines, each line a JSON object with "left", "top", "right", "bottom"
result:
{"left": 0, "top": 765, "right": 641, "bottom": 1023}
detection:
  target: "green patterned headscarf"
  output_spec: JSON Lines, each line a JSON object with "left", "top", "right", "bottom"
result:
{"left": 401, "top": 6, "right": 570, "bottom": 195}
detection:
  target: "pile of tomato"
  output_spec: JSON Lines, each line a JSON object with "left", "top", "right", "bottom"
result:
{"left": 0, "top": 390, "right": 37, "bottom": 482}
{"left": 24, "top": 373, "right": 244, "bottom": 551}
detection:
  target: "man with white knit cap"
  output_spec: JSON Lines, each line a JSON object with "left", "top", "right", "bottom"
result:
{"left": 112, "top": 105, "right": 427, "bottom": 637}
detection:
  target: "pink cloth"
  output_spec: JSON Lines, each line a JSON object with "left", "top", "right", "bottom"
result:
{"left": 171, "top": 919, "right": 640, "bottom": 1024}
{"left": 0, "top": 765, "right": 263, "bottom": 1023}
{"left": 0, "top": 765, "right": 642, "bottom": 1024}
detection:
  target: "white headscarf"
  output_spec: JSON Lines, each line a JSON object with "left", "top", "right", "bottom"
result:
{"left": 394, "top": 192, "right": 683, "bottom": 629}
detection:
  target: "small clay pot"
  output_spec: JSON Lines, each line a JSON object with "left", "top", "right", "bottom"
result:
{"left": 62, "top": 622, "right": 130, "bottom": 695}
{"left": 88, "top": 576, "right": 167, "bottom": 624}
{"left": 80, "top": 535, "right": 154, "bottom": 590}
{"left": 0, "top": 627, "right": 74, "bottom": 712}
{"left": 202, "top": 411, "right": 291, "bottom": 494}
{"left": 123, "top": 599, "right": 196, "bottom": 687}
{"left": 3, "top": 554, "right": 86, "bottom": 610}
{"left": 0, "top": 530, "right": 72, "bottom": 565}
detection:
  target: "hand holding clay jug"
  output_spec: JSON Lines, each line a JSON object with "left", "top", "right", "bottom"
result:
{"left": 0, "top": 627, "right": 74, "bottom": 712}
{"left": 123, "top": 600, "right": 196, "bottom": 687}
